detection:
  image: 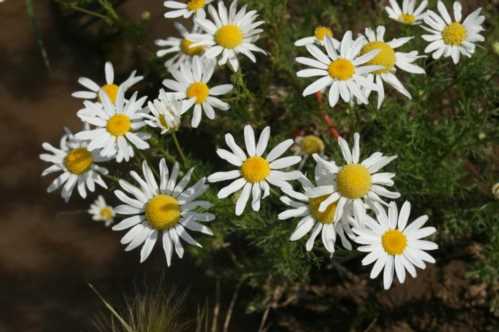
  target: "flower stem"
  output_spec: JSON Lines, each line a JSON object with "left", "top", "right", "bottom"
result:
{"left": 171, "top": 132, "right": 187, "bottom": 165}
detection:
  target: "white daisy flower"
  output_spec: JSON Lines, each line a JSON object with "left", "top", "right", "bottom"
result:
{"left": 296, "top": 31, "right": 381, "bottom": 108}
{"left": 360, "top": 26, "right": 425, "bottom": 109}
{"left": 163, "top": 0, "right": 213, "bottom": 19}
{"left": 89, "top": 195, "right": 115, "bottom": 226}
{"left": 112, "top": 159, "right": 214, "bottom": 265}
{"left": 295, "top": 25, "right": 340, "bottom": 49}
{"left": 278, "top": 176, "right": 354, "bottom": 255}
{"left": 292, "top": 135, "right": 325, "bottom": 157}
{"left": 208, "top": 125, "right": 302, "bottom": 216}
{"left": 422, "top": 1, "right": 485, "bottom": 64}
{"left": 76, "top": 87, "right": 150, "bottom": 163}
{"left": 72, "top": 62, "right": 143, "bottom": 104}
{"left": 156, "top": 23, "right": 206, "bottom": 70}
{"left": 492, "top": 182, "right": 499, "bottom": 201}
{"left": 144, "top": 89, "right": 183, "bottom": 134}
{"left": 40, "top": 128, "right": 108, "bottom": 202}
{"left": 353, "top": 201, "right": 438, "bottom": 289}
{"left": 308, "top": 133, "right": 400, "bottom": 223}
{"left": 292, "top": 134, "right": 326, "bottom": 170}
{"left": 189, "top": 0, "right": 266, "bottom": 72}
{"left": 385, "top": 0, "right": 428, "bottom": 25}
{"left": 163, "top": 56, "right": 233, "bottom": 128}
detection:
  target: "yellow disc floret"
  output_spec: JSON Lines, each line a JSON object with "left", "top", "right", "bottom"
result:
{"left": 382, "top": 229, "right": 408, "bottom": 255}
{"left": 180, "top": 39, "right": 205, "bottom": 56}
{"left": 106, "top": 114, "right": 132, "bottom": 137}
{"left": 100, "top": 207, "right": 114, "bottom": 220}
{"left": 314, "top": 26, "right": 333, "bottom": 41}
{"left": 300, "top": 135, "right": 325, "bottom": 155}
{"left": 336, "top": 164, "right": 372, "bottom": 199}
{"left": 442, "top": 22, "right": 467, "bottom": 46}
{"left": 187, "top": 0, "right": 205, "bottom": 11}
{"left": 187, "top": 82, "right": 210, "bottom": 104}
{"left": 101, "top": 84, "right": 119, "bottom": 104}
{"left": 309, "top": 196, "right": 337, "bottom": 224}
{"left": 361, "top": 41, "right": 396, "bottom": 74}
{"left": 145, "top": 194, "right": 181, "bottom": 230}
{"left": 399, "top": 13, "right": 416, "bottom": 24}
{"left": 328, "top": 58, "right": 355, "bottom": 81}
{"left": 241, "top": 156, "right": 270, "bottom": 183}
{"left": 64, "top": 148, "right": 93, "bottom": 175}
{"left": 215, "top": 25, "right": 243, "bottom": 49}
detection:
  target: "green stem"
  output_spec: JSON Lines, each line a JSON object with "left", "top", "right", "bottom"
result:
{"left": 97, "top": 0, "right": 120, "bottom": 22}
{"left": 69, "top": 4, "right": 113, "bottom": 24}
{"left": 88, "top": 283, "right": 133, "bottom": 332}
{"left": 102, "top": 173, "right": 121, "bottom": 185}
{"left": 171, "top": 132, "right": 187, "bottom": 165}
{"left": 26, "top": 0, "right": 51, "bottom": 71}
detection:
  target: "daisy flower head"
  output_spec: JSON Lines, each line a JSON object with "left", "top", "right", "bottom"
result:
{"left": 72, "top": 62, "right": 143, "bottom": 104}
{"left": 308, "top": 133, "right": 400, "bottom": 223}
{"left": 156, "top": 23, "right": 206, "bottom": 71}
{"left": 360, "top": 26, "right": 425, "bottom": 109}
{"left": 293, "top": 134, "right": 325, "bottom": 157}
{"left": 353, "top": 201, "right": 438, "bottom": 289}
{"left": 112, "top": 159, "right": 214, "bottom": 265}
{"left": 422, "top": 1, "right": 485, "bottom": 64}
{"left": 208, "top": 125, "right": 302, "bottom": 216}
{"left": 385, "top": 0, "right": 428, "bottom": 25}
{"left": 163, "top": 56, "right": 233, "bottom": 128}
{"left": 163, "top": 0, "right": 213, "bottom": 19}
{"left": 492, "top": 182, "right": 499, "bottom": 200}
{"left": 76, "top": 86, "right": 150, "bottom": 163}
{"left": 295, "top": 25, "right": 340, "bottom": 49}
{"left": 144, "top": 89, "right": 183, "bottom": 135}
{"left": 279, "top": 175, "right": 354, "bottom": 255}
{"left": 40, "top": 128, "right": 108, "bottom": 202}
{"left": 189, "top": 0, "right": 266, "bottom": 72}
{"left": 89, "top": 195, "right": 115, "bottom": 226}
{"left": 296, "top": 31, "right": 381, "bottom": 108}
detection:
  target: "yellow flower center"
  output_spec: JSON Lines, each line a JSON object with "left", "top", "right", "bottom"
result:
{"left": 399, "top": 13, "right": 416, "bottom": 24}
{"left": 361, "top": 41, "right": 396, "bottom": 74}
{"left": 145, "top": 194, "right": 181, "bottom": 230}
{"left": 442, "top": 22, "right": 467, "bottom": 46}
{"left": 187, "top": 82, "right": 210, "bottom": 104}
{"left": 99, "top": 207, "right": 114, "bottom": 221}
{"left": 187, "top": 0, "right": 205, "bottom": 11}
{"left": 308, "top": 196, "right": 337, "bottom": 224}
{"left": 180, "top": 39, "right": 205, "bottom": 56}
{"left": 328, "top": 58, "right": 355, "bottom": 81}
{"left": 215, "top": 25, "right": 243, "bottom": 49}
{"left": 106, "top": 114, "right": 132, "bottom": 136}
{"left": 336, "top": 164, "right": 372, "bottom": 199}
{"left": 300, "top": 135, "right": 325, "bottom": 155}
{"left": 64, "top": 148, "right": 93, "bottom": 175}
{"left": 100, "top": 84, "right": 119, "bottom": 104}
{"left": 382, "top": 229, "right": 408, "bottom": 255}
{"left": 314, "top": 26, "right": 333, "bottom": 41}
{"left": 241, "top": 156, "right": 270, "bottom": 183}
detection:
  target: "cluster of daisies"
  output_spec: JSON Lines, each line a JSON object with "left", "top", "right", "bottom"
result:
{"left": 39, "top": 0, "right": 485, "bottom": 290}
{"left": 296, "top": 0, "right": 485, "bottom": 109}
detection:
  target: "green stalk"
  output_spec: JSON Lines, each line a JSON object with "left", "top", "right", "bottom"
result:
{"left": 68, "top": 4, "right": 113, "bottom": 25}
{"left": 88, "top": 283, "right": 134, "bottom": 332}
{"left": 171, "top": 132, "right": 187, "bottom": 165}
{"left": 26, "top": 0, "right": 51, "bottom": 71}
